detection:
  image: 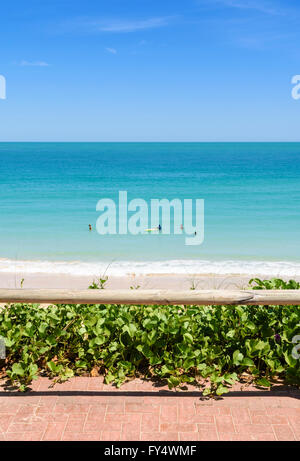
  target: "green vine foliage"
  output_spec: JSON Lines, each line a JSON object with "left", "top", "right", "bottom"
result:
{"left": 0, "top": 278, "right": 299, "bottom": 395}
{"left": 249, "top": 277, "right": 300, "bottom": 290}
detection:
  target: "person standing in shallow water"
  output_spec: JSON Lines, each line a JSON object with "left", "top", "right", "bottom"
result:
{"left": 158, "top": 224, "right": 162, "bottom": 231}
{"left": 89, "top": 224, "right": 92, "bottom": 231}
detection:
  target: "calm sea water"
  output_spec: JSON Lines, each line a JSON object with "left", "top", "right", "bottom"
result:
{"left": 0, "top": 142, "right": 300, "bottom": 276}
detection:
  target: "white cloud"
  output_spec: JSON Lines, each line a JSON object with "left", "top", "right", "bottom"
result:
{"left": 201, "top": 0, "right": 282, "bottom": 15}
{"left": 105, "top": 47, "right": 117, "bottom": 54}
{"left": 59, "top": 15, "right": 177, "bottom": 35}
{"left": 67, "top": 16, "right": 172, "bottom": 34}
{"left": 99, "top": 17, "right": 170, "bottom": 32}
{"left": 19, "top": 60, "right": 50, "bottom": 67}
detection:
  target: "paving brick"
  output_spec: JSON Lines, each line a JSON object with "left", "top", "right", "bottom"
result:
{"left": 18, "top": 432, "right": 45, "bottom": 441}
{"left": 70, "top": 377, "right": 90, "bottom": 391}
{"left": 42, "top": 422, "right": 67, "bottom": 441}
{"left": 105, "top": 413, "right": 140, "bottom": 424}
{"left": 62, "top": 432, "right": 101, "bottom": 441}
{"left": 1, "top": 376, "right": 300, "bottom": 441}
{"left": 231, "top": 408, "right": 251, "bottom": 424}
{"left": 140, "top": 432, "right": 179, "bottom": 441}
{"left": 287, "top": 415, "right": 300, "bottom": 430}
{"left": 251, "top": 414, "right": 288, "bottom": 425}
{"left": 218, "top": 407, "right": 231, "bottom": 416}
{"left": 120, "top": 430, "right": 140, "bottom": 441}
{"left": 179, "top": 432, "right": 199, "bottom": 441}
{"left": 195, "top": 405, "right": 219, "bottom": 416}
{"left": 141, "top": 413, "right": 159, "bottom": 432}
{"left": 15, "top": 404, "right": 36, "bottom": 418}
{"left": 160, "top": 405, "right": 178, "bottom": 424}
{"left": 35, "top": 413, "right": 69, "bottom": 423}
{"left": 101, "top": 431, "right": 121, "bottom": 441}
{"left": 5, "top": 433, "right": 27, "bottom": 441}
{"left": 191, "top": 414, "right": 214, "bottom": 424}
{"left": 160, "top": 423, "right": 197, "bottom": 433}
{"left": 36, "top": 397, "right": 58, "bottom": 414}
{"left": 8, "top": 421, "right": 48, "bottom": 433}
{"left": 251, "top": 433, "right": 277, "bottom": 441}
{"left": 0, "top": 414, "right": 14, "bottom": 432}
{"left": 53, "top": 403, "right": 90, "bottom": 414}
{"left": 86, "top": 404, "right": 107, "bottom": 420}
{"left": 215, "top": 415, "right": 235, "bottom": 434}
{"left": 125, "top": 402, "right": 159, "bottom": 413}
{"left": 106, "top": 402, "right": 125, "bottom": 414}
{"left": 85, "top": 420, "right": 121, "bottom": 432}
{"left": 87, "top": 379, "right": 104, "bottom": 391}
{"left": 218, "top": 433, "right": 250, "bottom": 441}
{"left": 0, "top": 404, "right": 21, "bottom": 414}
{"left": 272, "top": 425, "right": 296, "bottom": 441}
{"left": 197, "top": 427, "right": 218, "bottom": 441}
{"left": 65, "top": 414, "right": 87, "bottom": 433}
{"left": 235, "top": 424, "right": 274, "bottom": 435}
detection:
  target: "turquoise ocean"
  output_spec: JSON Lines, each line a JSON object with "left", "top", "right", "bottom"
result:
{"left": 0, "top": 142, "right": 300, "bottom": 276}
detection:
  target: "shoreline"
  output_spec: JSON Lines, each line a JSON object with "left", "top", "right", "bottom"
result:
{"left": 2, "top": 256, "right": 300, "bottom": 276}
{"left": 1, "top": 257, "right": 300, "bottom": 290}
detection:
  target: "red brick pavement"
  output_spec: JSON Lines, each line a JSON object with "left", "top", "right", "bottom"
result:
{"left": 0, "top": 377, "right": 299, "bottom": 441}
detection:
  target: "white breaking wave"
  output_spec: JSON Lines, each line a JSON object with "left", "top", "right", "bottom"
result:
{"left": 1, "top": 258, "right": 300, "bottom": 277}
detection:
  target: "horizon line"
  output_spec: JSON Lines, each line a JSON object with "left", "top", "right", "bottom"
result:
{"left": 0, "top": 140, "right": 300, "bottom": 144}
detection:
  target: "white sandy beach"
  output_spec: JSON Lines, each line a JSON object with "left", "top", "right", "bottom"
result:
{"left": 1, "top": 257, "right": 300, "bottom": 291}
{"left": 1, "top": 271, "right": 300, "bottom": 291}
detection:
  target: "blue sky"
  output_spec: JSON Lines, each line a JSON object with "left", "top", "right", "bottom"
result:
{"left": 0, "top": 0, "right": 300, "bottom": 141}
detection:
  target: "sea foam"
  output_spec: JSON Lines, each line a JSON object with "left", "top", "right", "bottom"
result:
{"left": 1, "top": 258, "right": 300, "bottom": 277}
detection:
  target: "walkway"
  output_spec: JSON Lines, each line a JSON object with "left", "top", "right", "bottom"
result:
{"left": 0, "top": 377, "right": 299, "bottom": 441}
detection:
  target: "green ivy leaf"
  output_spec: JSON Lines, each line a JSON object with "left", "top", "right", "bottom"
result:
{"left": 233, "top": 350, "right": 244, "bottom": 365}
{"left": 12, "top": 362, "right": 25, "bottom": 377}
